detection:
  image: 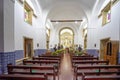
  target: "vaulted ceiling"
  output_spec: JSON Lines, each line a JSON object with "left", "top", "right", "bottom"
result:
{"left": 38, "top": 0, "right": 97, "bottom": 20}
{"left": 37, "top": 0, "right": 98, "bottom": 30}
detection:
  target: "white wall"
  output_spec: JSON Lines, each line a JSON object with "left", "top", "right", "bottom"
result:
{"left": 87, "top": 0, "right": 120, "bottom": 49}
{"left": 14, "top": 0, "right": 46, "bottom": 50}
{"left": 0, "top": 0, "right": 4, "bottom": 52}
{"left": 4, "top": 0, "right": 15, "bottom": 52}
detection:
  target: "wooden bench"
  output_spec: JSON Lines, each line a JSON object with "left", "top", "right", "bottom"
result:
{"left": 82, "top": 75, "right": 120, "bottom": 80}
{"left": 38, "top": 55, "right": 61, "bottom": 58}
{"left": 0, "top": 74, "right": 47, "bottom": 80}
{"left": 72, "top": 57, "right": 99, "bottom": 60}
{"left": 72, "top": 60, "right": 109, "bottom": 67}
{"left": 23, "top": 60, "right": 60, "bottom": 67}
{"left": 7, "top": 64, "right": 59, "bottom": 80}
{"left": 32, "top": 57, "right": 61, "bottom": 67}
{"left": 74, "top": 65, "right": 120, "bottom": 80}
{"left": 72, "top": 55, "right": 93, "bottom": 58}
{"left": 33, "top": 57, "right": 60, "bottom": 61}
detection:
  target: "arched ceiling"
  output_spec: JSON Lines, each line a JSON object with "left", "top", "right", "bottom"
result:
{"left": 37, "top": 0, "right": 97, "bottom": 31}
{"left": 38, "top": 0, "right": 97, "bottom": 19}
{"left": 60, "top": 29, "right": 73, "bottom": 35}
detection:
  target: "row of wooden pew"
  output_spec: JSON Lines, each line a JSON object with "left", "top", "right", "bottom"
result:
{"left": 0, "top": 55, "right": 62, "bottom": 80}
{"left": 71, "top": 55, "right": 120, "bottom": 80}
{"left": 0, "top": 53, "right": 120, "bottom": 80}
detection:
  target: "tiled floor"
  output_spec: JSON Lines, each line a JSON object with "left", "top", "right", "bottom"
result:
{"left": 59, "top": 53, "right": 74, "bottom": 80}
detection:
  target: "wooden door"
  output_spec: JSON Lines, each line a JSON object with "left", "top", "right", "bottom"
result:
{"left": 106, "top": 41, "right": 119, "bottom": 65}
{"left": 24, "top": 37, "right": 33, "bottom": 58}
{"left": 100, "top": 38, "right": 110, "bottom": 60}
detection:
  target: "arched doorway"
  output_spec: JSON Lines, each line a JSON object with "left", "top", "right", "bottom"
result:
{"left": 59, "top": 28, "right": 74, "bottom": 48}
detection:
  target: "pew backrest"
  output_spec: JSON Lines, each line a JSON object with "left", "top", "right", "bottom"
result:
{"left": 0, "top": 74, "right": 47, "bottom": 80}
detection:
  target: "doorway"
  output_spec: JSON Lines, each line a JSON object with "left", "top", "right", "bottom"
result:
{"left": 100, "top": 38, "right": 110, "bottom": 60}
{"left": 24, "top": 37, "right": 33, "bottom": 58}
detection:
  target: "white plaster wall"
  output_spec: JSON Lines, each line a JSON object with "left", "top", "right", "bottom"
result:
{"left": 4, "top": 0, "right": 15, "bottom": 52}
{"left": 79, "top": 21, "right": 88, "bottom": 48}
{"left": 87, "top": 0, "right": 120, "bottom": 49}
{"left": 14, "top": 0, "right": 46, "bottom": 50}
{"left": 0, "top": 0, "right": 4, "bottom": 52}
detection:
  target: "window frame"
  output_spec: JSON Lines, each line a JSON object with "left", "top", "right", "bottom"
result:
{"left": 24, "top": 1, "right": 33, "bottom": 25}
{"left": 101, "top": 1, "right": 112, "bottom": 26}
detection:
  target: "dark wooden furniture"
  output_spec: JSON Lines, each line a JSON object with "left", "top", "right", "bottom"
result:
{"left": 72, "top": 57, "right": 99, "bottom": 60}
{"left": 104, "top": 41, "right": 119, "bottom": 65}
{"left": 7, "top": 64, "right": 59, "bottom": 80}
{"left": 83, "top": 75, "right": 120, "bottom": 80}
{"left": 0, "top": 74, "right": 47, "bottom": 80}
{"left": 72, "top": 60, "right": 109, "bottom": 67}
{"left": 33, "top": 57, "right": 60, "bottom": 61}
{"left": 74, "top": 65, "right": 120, "bottom": 80}
{"left": 72, "top": 55, "right": 93, "bottom": 57}
{"left": 38, "top": 55, "right": 61, "bottom": 58}
{"left": 23, "top": 60, "right": 60, "bottom": 67}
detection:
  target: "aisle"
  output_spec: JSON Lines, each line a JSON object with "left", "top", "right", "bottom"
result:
{"left": 59, "top": 53, "right": 74, "bottom": 80}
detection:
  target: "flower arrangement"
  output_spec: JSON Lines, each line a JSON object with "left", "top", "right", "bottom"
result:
{"left": 52, "top": 49, "right": 65, "bottom": 56}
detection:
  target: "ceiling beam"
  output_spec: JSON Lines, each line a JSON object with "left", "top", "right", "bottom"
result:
{"left": 51, "top": 20, "right": 83, "bottom": 22}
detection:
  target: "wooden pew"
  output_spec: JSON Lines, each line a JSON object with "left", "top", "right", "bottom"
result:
{"left": 38, "top": 55, "right": 61, "bottom": 58}
{"left": 72, "top": 55, "right": 93, "bottom": 57}
{"left": 32, "top": 57, "right": 61, "bottom": 67}
{"left": 75, "top": 65, "right": 120, "bottom": 72}
{"left": 33, "top": 57, "right": 60, "bottom": 61}
{"left": 72, "top": 60, "right": 109, "bottom": 67}
{"left": 72, "top": 57, "right": 99, "bottom": 60}
{"left": 73, "top": 55, "right": 93, "bottom": 58}
{"left": 0, "top": 74, "right": 47, "bottom": 80}
{"left": 75, "top": 71, "right": 120, "bottom": 80}
{"left": 7, "top": 64, "right": 59, "bottom": 80}
{"left": 23, "top": 60, "right": 60, "bottom": 67}
{"left": 74, "top": 65, "right": 120, "bottom": 80}
{"left": 83, "top": 75, "right": 120, "bottom": 80}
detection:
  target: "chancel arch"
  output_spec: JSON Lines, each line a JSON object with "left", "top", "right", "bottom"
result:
{"left": 59, "top": 28, "right": 74, "bottom": 48}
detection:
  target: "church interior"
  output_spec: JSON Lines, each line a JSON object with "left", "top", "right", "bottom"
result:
{"left": 0, "top": 0, "right": 120, "bottom": 80}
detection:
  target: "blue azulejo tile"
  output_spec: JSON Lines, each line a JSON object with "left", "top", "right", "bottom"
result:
{"left": 34, "top": 49, "right": 47, "bottom": 56}
{"left": 1, "top": 51, "right": 15, "bottom": 74}
{"left": 15, "top": 50, "right": 24, "bottom": 60}
{"left": 86, "top": 49, "right": 99, "bottom": 57}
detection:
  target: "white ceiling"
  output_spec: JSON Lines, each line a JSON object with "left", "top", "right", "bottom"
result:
{"left": 38, "top": 0, "right": 97, "bottom": 19}
{"left": 37, "top": 0, "right": 97, "bottom": 29}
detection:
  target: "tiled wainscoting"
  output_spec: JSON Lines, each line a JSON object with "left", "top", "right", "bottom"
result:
{"left": 0, "top": 52, "right": 15, "bottom": 74}
{"left": 0, "top": 49, "right": 47, "bottom": 74}
{"left": 15, "top": 50, "right": 24, "bottom": 60}
{"left": 86, "top": 49, "right": 99, "bottom": 57}
{"left": 15, "top": 49, "right": 47, "bottom": 60}
{"left": 34, "top": 49, "right": 46, "bottom": 56}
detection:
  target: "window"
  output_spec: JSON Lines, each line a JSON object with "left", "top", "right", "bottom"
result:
{"left": 24, "top": 1, "right": 33, "bottom": 25}
{"left": 102, "top": 1, "right": 111, "bottom": 26}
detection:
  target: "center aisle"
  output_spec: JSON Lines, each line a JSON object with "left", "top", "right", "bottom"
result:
{"left": 59, "top": 53, "right": 74, "bottom": 80}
